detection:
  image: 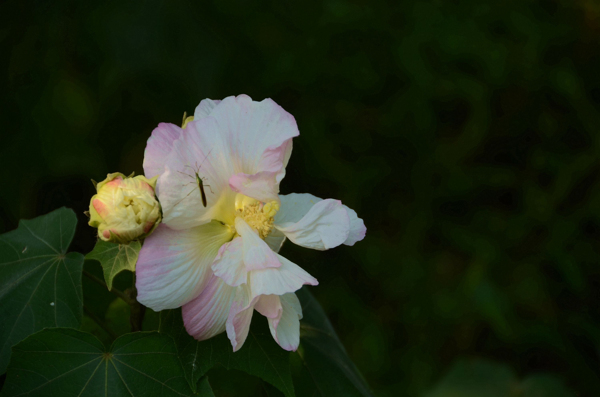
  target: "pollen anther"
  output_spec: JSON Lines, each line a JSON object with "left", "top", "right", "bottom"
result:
{"left": 235, "top": 195, "right": 279, "bottom": 239}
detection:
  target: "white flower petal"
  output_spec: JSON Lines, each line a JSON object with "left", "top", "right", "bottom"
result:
{"left": 275, "top": 198, "right": 350, "bottom": 251}
{"left": 235, "top": 217, "right": 281, "bottom": 270}
{"left": 156, "top": 95, "right": 299, "bottom": 230}
{"left": 193, "top": 98, "right": 221, "bottom": 119}
{"left": 249, "top": 254, "right": 318, "bottom": 298}
{"left": 268, "top": 293, "right": 302, "bottom": 351}
{"left": 254, "top": 294, "right": 282, "bottom": 319}
{"left": 343, "top": 206, "right": 366, "bottom": 246}
{"left": 158, "top": 117, "right": 236, "bottom": 229}
{"left": 228, "top": 138, "right": 294, "bottom": 202}
{"left": 253, "top": 293, "right": 302, "bottom": 351}
{"left": 136, "top": 221, "right": 234, "bottom": 311}
{"left": 208, "top": 95, "right": 299, "bottom": 177}
{"left": 275, "top": 193, "right": 321, "bottom": 225}
{"left": 265, "top": 228, "right": 286, "bottom": 253}
{"left": 182, "top": 274, "right": 237, "bottom": 341}
{"left": 226, "top": 285, "right": 257, "bottom": 351}
{"left": 211, "top": 237, "right": 247, "bottom": 287}
{"left": 262, "top": 139, "right": 293, "bottom": 184}
{"left": 276, "top": 193, "right": 366, "bottom": 248}
{"left": 229, "top": 171, "right": 279, "bottom": 203}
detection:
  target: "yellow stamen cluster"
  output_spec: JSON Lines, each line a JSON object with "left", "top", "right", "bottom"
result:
{"left": 235, "top": 195, "right": 279, "bottom": 239}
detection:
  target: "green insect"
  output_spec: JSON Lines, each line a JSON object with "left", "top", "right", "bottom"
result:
{"left": 178, "top": 150, "right": 214, "bottom": 208}
{"left": 195, "top": 168, "right": 213, "bottom": 206}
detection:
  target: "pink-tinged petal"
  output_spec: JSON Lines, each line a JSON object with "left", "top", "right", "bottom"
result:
{"left": 275, "top": 198, "right": 350, "bottom": 251}
{"left": 105, "top": 177, "right": 123, "bottom": 188}
{"left": 92, "top": 198, "right": 109, "bottom": 218}
{"left": 211, "top": 237, "right": 247, "bottom": 287}
{"left": 93, "top": 181, "right": 124, "bottom": 216}
{"left": 256, "top": 138, "right": 293, "bottom": 185}
{"left": 255, "top": 294, "right": 282, "bottom": 319}
{"left": 249, "top": 254, "right": 318, "bottom": 298}
{"left": 193, "top": 98, "right": 221, "bottom": 119}
{"left": 229, "top": 171, "right": 279, "bottom": 203}
{"left": 228, "top": 139, "right": 294, "bottom": 202}
{"left": 183, "top": 274, "right": 237, "bottom": 341}
{"left": 136, "top": 221, "right": 234, "bottom": 311}
{"left": 143, "top": 221, "right": 154, "bottom": 233}
{"left": 226, "top": 285, "right": 257, "bottom": 351}
{"left": 265, "top": 228, "right": 286, "bottom": 253}
{"left": 274, "top": 139, "right": 293, "bottom": 184}
{"left": 208, "top": 95, "right": 299, "bottom": 177}
{"left": 143, "top": 123, "right": 182, "bottom": 181}
{"left": 343, "top": 206, "right": 366, "bottom": 246}
{"left": 235, "top": 217, "right": 281, "bottom": 270}
{"left": 268, "top": 293, "right": 302, "bottom": 351}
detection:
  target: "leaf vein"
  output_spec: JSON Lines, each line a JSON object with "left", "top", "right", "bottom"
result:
{"left": 112, "top": 357, "right": 190, "bottom": 397}
{"left": 22, "top": 222, "right": 59, "bottom": 254}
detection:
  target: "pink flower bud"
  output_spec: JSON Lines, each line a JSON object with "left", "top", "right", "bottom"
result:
{"left": 88, "top": 172, "right": 161, "bottom": 243}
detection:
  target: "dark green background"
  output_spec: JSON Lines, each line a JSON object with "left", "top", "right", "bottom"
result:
{"left": 2, "top": 0, "right": 600, "bottom": 395}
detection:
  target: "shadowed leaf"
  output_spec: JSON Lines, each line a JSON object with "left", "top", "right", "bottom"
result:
{"left": 0, "top": 207, "right": 84, "bottom": 374}
{"left": 1, "top": 328, "right": 214, "bottom": 396}
{"left": 294, "top": 287, "right": 373, "bottom": 397}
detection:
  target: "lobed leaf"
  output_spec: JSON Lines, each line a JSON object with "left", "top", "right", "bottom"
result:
{"left": 0, "top": 207, "right": 84, "bottom": 374}
{"left": 1, "top": 328, "right": 214, "bottom": 396}
{"left": 85, "top": 240, "right": 141, "bottom": 290}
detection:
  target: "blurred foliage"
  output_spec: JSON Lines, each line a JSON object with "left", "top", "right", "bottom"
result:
{"left": 2, "top": 0, "right": 600, "bottom": 395}
{"left": 424, "top": 358, "right": 576, "bottom": 397}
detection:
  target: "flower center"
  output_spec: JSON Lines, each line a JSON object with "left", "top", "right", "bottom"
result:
{"left": 234, "top": 194, "right": 279, "bottom": 239}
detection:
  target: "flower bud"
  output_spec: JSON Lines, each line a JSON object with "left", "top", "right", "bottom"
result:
{"left": 88, "top": 172, "right": 161, "bottom": 243}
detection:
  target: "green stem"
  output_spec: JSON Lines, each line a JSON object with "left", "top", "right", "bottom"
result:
{"left": 127, "top": 274, "right": 146, "bottom": 332}
{"left": 82, "top": 269, "right": 135, "bottom": 306}
{"left": 83, "top": 305, "right": 118, "bottom": 340}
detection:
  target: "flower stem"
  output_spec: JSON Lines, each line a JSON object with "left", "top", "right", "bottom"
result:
{"left": 83, "top": 305, "right": 118, "bottom": 340}
{"left": 82, "top": 269, "right": 135, "bottom": 306}
{"left": 127, "top": 274, "right": 146, "bottom": 332}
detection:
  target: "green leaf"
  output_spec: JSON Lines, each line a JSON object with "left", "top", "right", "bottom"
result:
{"left": 159, "top": 308, "right": 295, "bottom": 397}
{"left": 294, "top": 288, "right": 373, "bottom": 397}
{"left": 85, "top": 240, "right": 141, "bottom": 290}
{"left": 424, "top": 358, "right": 578, "bottom": 397}
{"left": 0, "top": 207, "right": 84, "bottom": 374}
{"left": 196, "top": 377, "right": 216, "bottom": 397}
{"left": 1, "top": 328, "right": 214, "bottom": 396}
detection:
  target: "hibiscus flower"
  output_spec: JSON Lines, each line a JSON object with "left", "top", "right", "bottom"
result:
{"left": 137, "top": 95, "right": 366, "bottom": 351}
